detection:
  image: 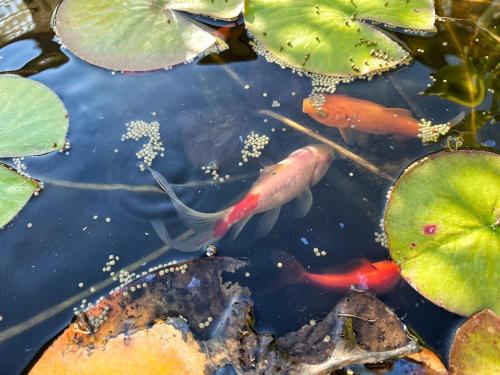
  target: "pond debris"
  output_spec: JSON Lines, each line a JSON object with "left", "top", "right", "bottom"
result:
{"left": 28, "top": 255, "right": 419, "bottom": 374}
{"left": 121, "top": 120, "right": 164, "bottom": 172}
{"left": 238, "top": 131, "right": 270, "bottom": 166}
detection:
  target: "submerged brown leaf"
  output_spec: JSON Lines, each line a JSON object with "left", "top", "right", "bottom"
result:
{"left": 28, "top": 257, "right": 419, "bottom": 374}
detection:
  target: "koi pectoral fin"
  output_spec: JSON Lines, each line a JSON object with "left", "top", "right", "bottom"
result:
{"left": 255, "top": 206, "right": 281, "bottom": 238}
{"left": 338, "top": 127, "right": 356, "bottom": 144}
{"left": 293, "top": 188, "right": 313, "bottom": 218}
{"left": 229, "top": 215, "right": 253, "bottom": 240}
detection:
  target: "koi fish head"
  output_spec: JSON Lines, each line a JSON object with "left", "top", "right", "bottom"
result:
{"left": 303, "top": 96, "right": 350, "bottom": 128}
{"left": 307, "top": 144, "right": 334, "bottom": 185}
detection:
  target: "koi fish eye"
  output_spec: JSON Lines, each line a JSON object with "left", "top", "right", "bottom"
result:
{"left": 316, "top": 110, "right": 328, "bottom": 119}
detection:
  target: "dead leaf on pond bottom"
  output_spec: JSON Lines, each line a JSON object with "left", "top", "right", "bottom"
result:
{"left": 28, "top": 256, "right": 419, "bottom": 374}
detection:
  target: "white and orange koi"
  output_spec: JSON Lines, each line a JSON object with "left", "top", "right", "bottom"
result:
{"left": 151, "top": 144, "right": 334, "bottom": 252}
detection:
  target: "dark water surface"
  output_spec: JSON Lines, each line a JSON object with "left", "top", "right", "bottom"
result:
{"left": 0, "top": 0, "right": 498, "bottom": 373}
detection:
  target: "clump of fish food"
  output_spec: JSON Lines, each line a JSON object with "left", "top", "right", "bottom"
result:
{"left": 121, "top": 120, "right": 165, "bottom": 171}
{"left": 201, "top": 161, "right": 230, "bottom": 183}
{"left": 417, "top": 119, "right": 451, "bottom": 144}
{"left": 239, "top": 131, "right": 270, "bottom": 166}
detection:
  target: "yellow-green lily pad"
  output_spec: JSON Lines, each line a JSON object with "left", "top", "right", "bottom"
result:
{"left": 0, "top": 164, "right": 39, "bottom": 229}
{"left": 384, "top": 150, "right": 500, "bottom": 316}
{"left": 244, "top": 0, "right": 435, "bottom": 77}
{"left": 0, "top": 75, "right": 69, "bottom": 157}
{"left": 449, "top": 310, "right": 500, "bottom": 375}
{"left": 54, "top": 0, "right": 243, "bottom": 71}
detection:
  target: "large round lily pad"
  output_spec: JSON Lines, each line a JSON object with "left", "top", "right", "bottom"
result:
{"left": 54, "top": 0, "right": 243, "bottom": 71}
{"left": 449, "top": 310, "right": 500, "bottom": 375}
{"left": 0, "top": 75, "right": 68, "bottom": 157}
{"left": 0, "top": 164, "right": 39, "bottom": 229}
{"left": 384, "top": 150, "right": 500, "bottom": 316}
{"left": 245, "top": 0, "right": 435, "bottom": 77}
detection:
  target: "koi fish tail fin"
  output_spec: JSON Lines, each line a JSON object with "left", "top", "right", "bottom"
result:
{"left": 270, "top": 251, "right": 307, "bottom": 289}
{"left": 150, "top": 168, "right": 229, "bottom": 250}
{"left": 151, "top": 219, "right": 215, "bottom": 252}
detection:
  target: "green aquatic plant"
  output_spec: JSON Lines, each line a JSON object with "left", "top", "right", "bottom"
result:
{"left": 53, "top": 0, "right": 244, "bottom": 71}
{"left": 384, "top": 150, "right": 500, "bottom": 316}
{"left": 245, "top": 0, "right": 436, "bottom": 77}
{"left": 449, "top": 309, "right": 500, "bottom": 375}
{"left": 0, "top": 75, "right": 69, "bottom": 228}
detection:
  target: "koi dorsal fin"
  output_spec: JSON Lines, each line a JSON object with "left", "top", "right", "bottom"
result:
{"left": 322, "top": 258, "right": 377, "bottom": 274}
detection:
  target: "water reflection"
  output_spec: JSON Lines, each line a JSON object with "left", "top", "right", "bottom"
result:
{"left": 0, "top": 0, "right": 68, "bottom": 75}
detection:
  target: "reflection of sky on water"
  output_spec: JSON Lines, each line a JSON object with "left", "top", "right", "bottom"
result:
{"left": 0, "top": 1, "right": 498, "bottom": 372}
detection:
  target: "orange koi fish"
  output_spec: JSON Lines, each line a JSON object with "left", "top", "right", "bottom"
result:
{"left": 273, "top": 252, "right": 401, "bottom": 295}
{"left": 303, "top": 94, "right": 422, "bottom": 143}
{"left": 151, "top": 144, "right": 334, "bottom": 252}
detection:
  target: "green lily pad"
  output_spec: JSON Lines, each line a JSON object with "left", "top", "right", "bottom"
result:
{"left": 0, "top": 164, "right": 39, "bottom": 229}
{"left": 384, "top": 150, "right": 500, "bottom": 316}
{"left": 244, "top": 0, "right": 435, "bottom": 77}
{"left": 0, "top": 75, "right": 68, "bottom": 157}
{"left": 449, "top": 310, "right": 500, "bottom": 375}
{"left": 54, "top": 0, "right": 243, "bottom": 71}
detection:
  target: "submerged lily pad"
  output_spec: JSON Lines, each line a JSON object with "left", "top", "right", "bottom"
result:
{"left": 245, "top": 0, "right": 435, "bottom": 77}
{"left": 384, "top": 150, "right": 500, "bottom": 316}
{"left": 54, "top": 0, "right": 243, "bottom": 71}
{"left": 449, "top": 310, "right": 500, "bottom": 375}
{"left": 0, "top": 75, "right": 68, "bottom": 157}
{"left": 0, "top": 164, "right": 39, "bottom": 229}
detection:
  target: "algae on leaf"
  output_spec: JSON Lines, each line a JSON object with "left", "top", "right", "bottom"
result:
{"left": 54, "top": 0, "right": 243, "bottom": 71}
{"left": 384, "top": 150, "right": 500, "bottom": 316}
{"left": 245, "top": 0, "right": 435, "bottom": 77}
{"left": 0, "top": 165, "right": 39, "bottom": 229}
{"left": 0, "top": 75, "right": 68, "bottom": 157}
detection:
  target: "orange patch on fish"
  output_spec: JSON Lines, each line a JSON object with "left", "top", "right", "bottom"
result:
{"left": 212, "top": 193, "right": 260, "bottom": 237}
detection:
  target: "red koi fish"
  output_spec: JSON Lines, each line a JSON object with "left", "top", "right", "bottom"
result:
{"left": 151, "top": 144, "right": 334, "bottom": 252}
{"left": 273, "top": 252, "right": 400, "bottom": 295}
{"left": 303, "top": 94, "right": 422, "bottom": 143}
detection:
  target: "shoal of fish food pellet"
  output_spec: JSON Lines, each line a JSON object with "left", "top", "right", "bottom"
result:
{"left": 374, "top": 218, "right": 388, "bottom": 248}
{"left": 239, "top": 131, "right": 270, "bottom": 165}
{"left": 201, "top": 162, "right": 229, "bottom": 183}
{"left": 121, "top": 120, "right": 165, "bottom": 172}
{"left": 417, "top": 119, "right": 451, "bottom": 144}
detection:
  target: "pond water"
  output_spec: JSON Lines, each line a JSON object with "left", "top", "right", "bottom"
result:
{"left": 0, "top": 0, "right": 498, "bottom": 373}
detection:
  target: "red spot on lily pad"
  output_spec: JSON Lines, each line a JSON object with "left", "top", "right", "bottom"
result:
{"left": 423, "top": 224, "right": 437, "bottom": 235}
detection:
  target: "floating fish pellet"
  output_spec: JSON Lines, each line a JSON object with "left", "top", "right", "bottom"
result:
{"left": 121, "top": 120, "right": 165, "bottom": 171}
{"left": 239, "top": 131, "right": 270, "bottom": 165}
{"left": 313, "top": 247, "right": 327, "bottom": 257}
{"left": 12, "top": 157, "right": 30, "bottom": 178}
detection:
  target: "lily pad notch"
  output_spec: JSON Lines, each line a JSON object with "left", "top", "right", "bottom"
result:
{"left": 53, "top": 0, "right": 244, "bottom": 71}
{"left": 0, "top": 75, "right": 69, "bottom": 228}
{"left": 383, "top": 150, "right": 500, "bottom": 316}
